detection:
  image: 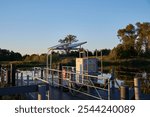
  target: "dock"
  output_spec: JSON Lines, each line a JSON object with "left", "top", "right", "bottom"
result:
{"left": 1, "top": 64, "right": 149, "bottom": 100}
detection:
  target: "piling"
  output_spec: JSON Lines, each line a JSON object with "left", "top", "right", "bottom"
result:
{"left": 108, "top": 79, "right": 111, "bottom": 100}
{"left": 38, "top": 85, "right": 46, "bottom": 100}
{"left": 10, "top": 64, "right": 12, "bottom": 84}
{"left": 21, "top": 72, "right": 23, "bottom": 86}
{"left": 44, "top": 68, "right": 47, "bottom": 80}
{"left": 27, "top": 75, "right": 29, "bottom": 86}
{"left": 11, "top": 64, "right": 16, "bottom": 86}
{"left": 69, "top": 71, "right": 72, "bottom": 93}
{"left": 46, "top": 85, "right": 50, "bottom": 100}
{"left": 51, "top": 70, "right": 54, "bottom": 86}
{"left": 110, "top": 68, "right": 115, "bottom": 90}
{"left": 41, "top": 69, "right": 43, "bottom": 79}
{"left": 6, "top": 69, "right": 10, "bottom": 84}
{"left": 59, "top": 71, "right": 62, "bottom": 88}
{"left": 120, "top": 85, "right": 129, "bottom": 100}
{"left": 16, "top": 71, "right": 19, "bottom": 86}
{"left": 134, "top": 78, "right": 140, "bottom": 100}
{"left": 1, "top": 71, "right": 4, "bottom": 83}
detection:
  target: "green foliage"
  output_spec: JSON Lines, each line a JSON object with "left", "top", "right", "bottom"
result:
{"left": 58, "top": 34, "right": 78, "bottom": 44}
{"left": 23, "top": 54, "right": 47, "bottom": 63}
{"left": 111, "top": 22, "right": 150, "bottom": 59}
{"left": 0, "top": 48, "right": 22, "bottom": 61}
{"left": 93, "top": 49, "right": 111, "bottom": 56}
{"left": 58, "top": 34, "right": 78, "bottom": 53}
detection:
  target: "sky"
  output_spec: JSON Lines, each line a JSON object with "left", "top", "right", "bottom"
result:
{"left": 0, "top": 0, "right": 150, "bottom": 55}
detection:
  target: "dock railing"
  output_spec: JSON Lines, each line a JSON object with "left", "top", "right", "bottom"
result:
{"left": 16, "top": 67, "right": 111, "bottom": 100}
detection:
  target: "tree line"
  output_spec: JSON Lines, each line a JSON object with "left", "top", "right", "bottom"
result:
{"left": 0, "top": 48, "right": 110, "bottom": 63}
{"left": 22, "top": 49, "right": 111, "bottom": 63}
{"left": 0, "top": 49, "right": 22, "bottom": 61}
{"left": 1, "top": 22, "right": 150, "bottom": 62}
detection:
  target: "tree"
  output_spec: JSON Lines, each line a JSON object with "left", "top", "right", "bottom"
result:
{"left": 93, "top": 49, "right": 111, "bottom": 57}
{"left": 58, "top": 34, "right": 78, "bottom": 44}
{"left": 39, "top": 54, "right": 47, "bottom": 63}
{"left": 24, "top": 55, "right": 31, "bottom": 61}
{"left": 114, "top": 22, "right": 150, "bottom": 59}
{"left": 0, "top": 48, "right": 22, "bottom": 61}
{"left": 30, "top": 54, "right": 40, "bottom": 62}
{"left": 117, "top": 24, "right": 137, "bottom": 57}
{"left": 136, "top": 22, "right": 150, "bottom": 55}
{"left": 58, "top": 34, "right": 78, "bottom": 53}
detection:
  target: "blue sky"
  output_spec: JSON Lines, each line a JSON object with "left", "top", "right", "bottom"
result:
{"left": 0, "top": 0, "right": 150, "bottom": 55}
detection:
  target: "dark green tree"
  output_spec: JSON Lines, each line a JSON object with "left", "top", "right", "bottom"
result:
{"left": 114, "top": 22, "right": 150, "bottom": 59}
{"left": 117, "top": 24, "right": 137, "bottom": 58}
{"left": 58, "top": 34, "right": 78, "bottom": 53}
{"left": 58, "top": 34, "right": 78, "bottom": 44}
{"left": 136, "top": 22, "right": 150, "bottom": 55}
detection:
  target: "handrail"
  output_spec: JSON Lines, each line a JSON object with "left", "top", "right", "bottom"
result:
{"left": 16, "top": 68, "right": 111, "bottom": 100}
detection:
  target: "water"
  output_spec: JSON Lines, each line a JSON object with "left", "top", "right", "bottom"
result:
{"left": 97, "top": 73, "right": 124, "bottom": 88}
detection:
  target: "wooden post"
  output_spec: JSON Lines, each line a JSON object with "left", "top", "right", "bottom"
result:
{"left": 46, "top": 85, "right": 50, "bottom": 100}
{"left": 44, "top": 68, "right": 47, "bottom": 80}
{"left": 69, "top": 71, "right": 72, "bottom": 93}
{"left": 10, "top": 64, "right": 12, "bottom": 84}
{"left": 52, "top": 70, "right": 54, "bottom": 86}
{"left": 38, "top": 85, "right": 46, "bottom": 100}
{"left": 34, "top": 78, "right": 37, "bottom": 85}
{"left": 6, "top": 69, "right": 10, "bottom": 85}
{"left": 21, "top": 72, "right": 23, "bottom": 86}
{"left": 59, "top": 70, "right": 62, "bottom": 88}
{"left": 11, "top": 64, "right": 16, "bottom": 86}
{"left": 16, "top": 71, "right": 19, "bottom": 86}
{"left": 120, "top": 85, "right": 129, "bottom": 100}
{"left": 59, "top": 64, "right": 62, "bottom": 88}
{"left": 1, "top": 71, "right": 4, "bottom": 84}
{"left": 47, "top": 90, "right": 50, "bottom": 100}
{"left": 41, "top": 69, "right": 43, "bottom": 79}
{"left": 111, "top": 68, "right": 115, "bottom": 90}
{"left": 27, "top": 75, "right": 29, "bottom": 86}
{"left": 34, "top": 68, "right": 36, "bottom": 77}
{"left": 108, "top": 79, "right": 111, "bottom": 100}
{"left": 134, "top": 78, "right": 140, "bottom": 100}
